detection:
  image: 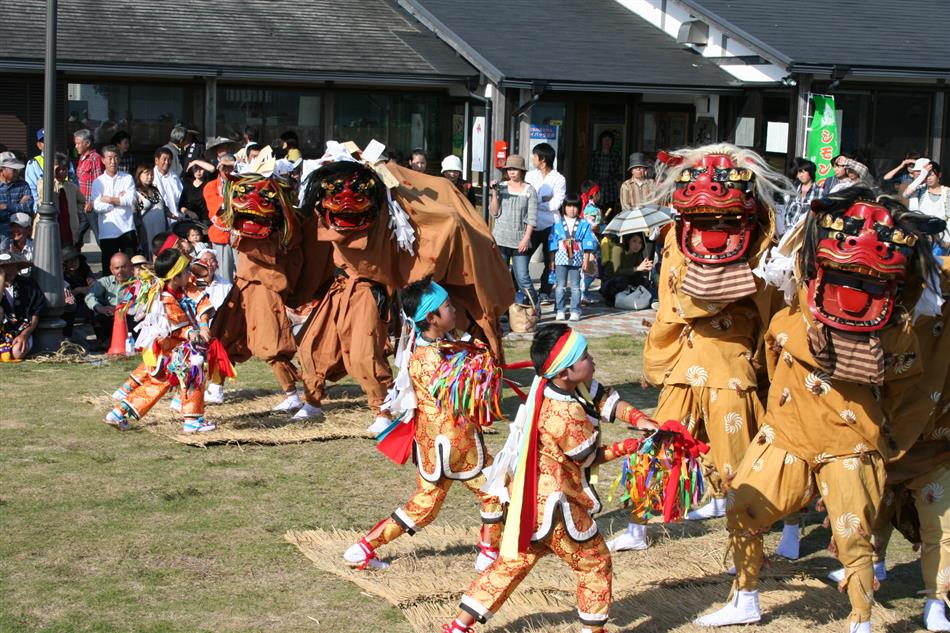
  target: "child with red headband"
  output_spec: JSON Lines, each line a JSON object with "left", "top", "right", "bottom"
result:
{"left": 105, "top": 248, "right": 229, "bottom": 433}
{"left": 443, "top": 323, "right": 659, "bottom": 633}
{"left": 343, "top": 276, "right": 505, "bottom": 572}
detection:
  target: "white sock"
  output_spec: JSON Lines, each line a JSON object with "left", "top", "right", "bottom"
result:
{"left": 775, "top": 522, "right": 800, "bottom": 559}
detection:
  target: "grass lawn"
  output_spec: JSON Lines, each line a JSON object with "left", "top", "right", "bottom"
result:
{"left": 0, "top": 336, "right": 927, "bottom": 632}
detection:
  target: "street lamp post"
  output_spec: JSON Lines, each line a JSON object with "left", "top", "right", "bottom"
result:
{"left": 31, "top": 0, "right": 65, "bottom": 351}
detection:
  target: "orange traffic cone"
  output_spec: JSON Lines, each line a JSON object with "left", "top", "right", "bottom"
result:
{"left": 106, "top": 304, "right": 130, "bottom": 356}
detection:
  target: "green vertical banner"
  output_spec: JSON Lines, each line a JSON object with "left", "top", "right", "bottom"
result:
{"left": 805, "top": 95, "right": 839, "bottom": 183}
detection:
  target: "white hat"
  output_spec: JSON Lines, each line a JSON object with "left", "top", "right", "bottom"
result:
{"left": 911, "top": 158, "right": 932, "bottom": 173}
{"left": 441, "top": 155, "right": 462, "bottom": 173}
{"left": 0, "top": 151, "right": 25, "bottom": 170}
{"left": 9, "top": 212, "right": 32, "bottom": 228}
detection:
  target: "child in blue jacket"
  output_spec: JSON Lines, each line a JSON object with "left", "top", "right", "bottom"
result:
{"left": 548, "top": 195, "right": 598, "bottom": 321}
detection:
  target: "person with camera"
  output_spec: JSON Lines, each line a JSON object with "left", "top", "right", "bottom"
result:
{"left": 490, "top": 155, "right": 538, "bottom": 308}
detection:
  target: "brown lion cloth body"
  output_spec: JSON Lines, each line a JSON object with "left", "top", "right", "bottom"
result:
{"left": 297, "top": 158, "right": 514, "bottom": 418}
{"left": 641, "top": 144, "right": 788, "bottom": 509}
{"left": 210, "top": 171, "right": 333, "bottom": 396}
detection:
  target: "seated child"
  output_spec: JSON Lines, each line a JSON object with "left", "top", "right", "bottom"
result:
{"left": 549, "top": 196, "right": 598, "bottom": 322}
{"left": 444, "top": 323, "right": 659, "bottom": 633}
{"left": 106, "top": 248, "right": 218, "bottom": 433}
{"left": 344, "top": 276, "right": 504, "bottom": 572}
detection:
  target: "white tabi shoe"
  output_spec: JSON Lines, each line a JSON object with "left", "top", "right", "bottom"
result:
{"left": 828, "top": 560, "right": 887, "bottom": 584}
{"left": 695, "top": 590, "right": 761, "bottom": 627}
{"left": 292, "top": 403, "right": 324, "bottom": 420}
{"left": 474, "top": 543, "right": 499, "bottom": 571}
{"left": 204, "top": 383, "right": 224, "bottom": 404}
{"left": 924, "top": 598, "right": 950, "bottom": 632}
{"left": 272, "top": 391, "right": 303, "bottom": 412}
{"left": 686, "top": 496, "right": 727, "bottom": 520}
{"left": 775, "top": 523, "right": 801, "bottom": 560}
{"left": 344, "top": 538, "right": 390, "bottom": 570}
{"left": 607, "top": 523, "right": 649, "bottom": 552}
{"left": 848, "top": 621, "right": 872, "bottom": 633}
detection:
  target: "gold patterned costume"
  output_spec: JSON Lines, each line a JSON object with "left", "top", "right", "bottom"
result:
{"left": 873, "top": 259, "right": 950, "bottom": 621}
{"left": 460, "top": 382, "right": 633, "bottom": 632}
{"left": 353, "top": 337, "right": 502, "bottom": 563}
{"left": 701, "top": 191, "right": 946, "bottom": 629}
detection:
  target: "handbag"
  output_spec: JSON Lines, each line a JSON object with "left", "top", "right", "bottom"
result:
{"left": 508, "top": 300, "right": 538, "bottom": 333}
{"left": 614, "top": 285, "right": 652, "bottom": 311}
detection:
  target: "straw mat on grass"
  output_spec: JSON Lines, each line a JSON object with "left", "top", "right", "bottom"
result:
{"left": 285, "top": 525, "right": 915, "bottom": 632}
{"left": 83, "top": 387, "right": 375, "bottom": 447}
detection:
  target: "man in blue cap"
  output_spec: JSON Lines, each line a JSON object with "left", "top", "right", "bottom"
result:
{"left": 24, "top": 129, "right": 45, "bottom": 212}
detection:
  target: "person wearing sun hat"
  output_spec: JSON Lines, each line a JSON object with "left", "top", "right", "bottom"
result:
{"left": 0, "top": 212, "right": 34, "bottom": 275}
{"left": 0, "top": 151, "right": 33, "bottom": 239}
{"left": 490, "top": 154, "right": 539, "bottom": 307}
{"left": 441, "top": 154, "right": 477, "bottom": 206}
{"left": 619, "top": 152, "right": 655, "bottom": 213}
{"left": 0, "top": 251, "right": 45, "bottom": 360}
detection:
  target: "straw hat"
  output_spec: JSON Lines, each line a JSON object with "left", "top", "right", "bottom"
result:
{"left": 503, "top": 155, "right": 527, "bottom": 171}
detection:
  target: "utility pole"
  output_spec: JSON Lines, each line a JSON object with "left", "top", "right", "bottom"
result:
{"left": 31, "top": 0, "right": 65, "bottom": 351}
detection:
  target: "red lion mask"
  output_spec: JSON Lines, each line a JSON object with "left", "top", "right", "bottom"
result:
{"left": 311, "top": 164, "right": 382, "bottom": 233}
{"left": 807, "top": 200, "right": 917, "bottom": 332}
{"left": 670, "top": 153, "right": 758, "bottom": 265}
{"left": 224, "top": 173, "right": 296, "bottom": 243}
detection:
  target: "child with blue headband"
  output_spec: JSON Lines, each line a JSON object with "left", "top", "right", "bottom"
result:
{"left": 344, "top": 276, "right": 505, "bottom": 572}
{"left": 443, "top": 323, "right": 659, "bottom": 633}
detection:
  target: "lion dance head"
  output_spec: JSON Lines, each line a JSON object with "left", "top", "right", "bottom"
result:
{"left": 301, "top": 161, "right": 387, "bottom": 234}
{"left": 654, "top": 143, "right": 790, "bottom": 267}
{"left": 802, "top": 188, "right": 945, "bottom": 333}
{"left": 223, "top": 172, "right": 299, "bottom": 248}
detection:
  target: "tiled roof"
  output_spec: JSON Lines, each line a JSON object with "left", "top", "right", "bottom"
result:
{"left": 1, "top": 0, "right": 476, "bottom": 81}
{"left": 404, "top": 0, "right": 739, "bottom": 89}
{"left": 683, "top": 0, "right": 950, "bottom": 73}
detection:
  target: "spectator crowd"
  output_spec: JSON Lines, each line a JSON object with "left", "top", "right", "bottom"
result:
{"left": 1, "top": 120, "right": 948, "bottom": 357}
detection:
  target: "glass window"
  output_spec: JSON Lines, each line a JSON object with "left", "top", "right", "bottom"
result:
{"left": 66, "top": 82, "right": 194, "bottom": 155}
{"left": 217, "top": 87, "right": 323, "bottom": 156}
{"left": 872, "top": 92, "right": 931, "bottom": 170}
{"left": 332, "top": 92, "right": 443, "bottom": 171}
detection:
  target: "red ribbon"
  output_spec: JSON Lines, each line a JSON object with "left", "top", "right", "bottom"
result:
{"left": 581, "top": 183, "right": 600, "bottom": 212}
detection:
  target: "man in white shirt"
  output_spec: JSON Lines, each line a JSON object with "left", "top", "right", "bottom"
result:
{"left": 525, "top": 142, "right": 566, "bottom": 300}
{"left": 92, "top": 145, "right": 137, "bottom": 265}
{"left": 153, "top": 147, "right": 183, "bottom": 220}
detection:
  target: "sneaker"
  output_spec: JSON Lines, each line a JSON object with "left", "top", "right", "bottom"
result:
{"left": 555, "top": 311, "right": 566, "bottom": 321}
{"left": 272, "top": 391, "right": 303, "bottom": 412}
{"left": 182, "top": 419, "right": 201, "bottom": 433}
{"left": 694, "top": 590, "right": 761, "bottom": 627}
{"left": 650, "top": 301, "right": 660, "bottom": 311}
{"left": 197, "top": 421, "right": 217, "bottom": 433}
{"left": 539, "top": 293, "right": 553, "bottom": 305}
{"left": 344, "top": 538, "right": 390, "bottom": 571}
{"left": 104, "top": 409, "right": 129, "bottom": 430}
{"left": 569, "top": 312, "right": 581, "bottom": 322}
{"left": 292, "top": 403, "right": 325, "bottom": 420}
